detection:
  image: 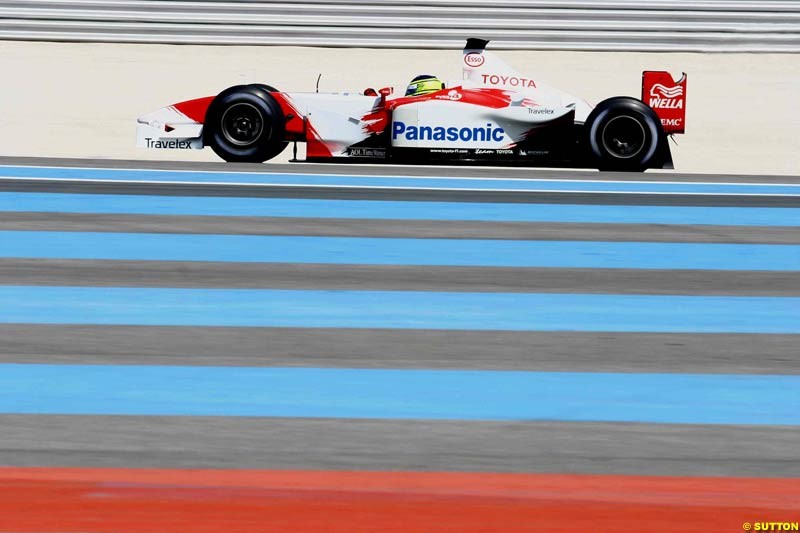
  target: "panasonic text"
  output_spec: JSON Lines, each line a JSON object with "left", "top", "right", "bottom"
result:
{"left": 392, "top": 122, "right": 505, "bottom": 142}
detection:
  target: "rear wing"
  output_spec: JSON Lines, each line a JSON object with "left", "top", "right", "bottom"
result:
{"left": 642, "top": 71, "right": 687, "bottom": 134}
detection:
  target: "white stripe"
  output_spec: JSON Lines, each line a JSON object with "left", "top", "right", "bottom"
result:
{"left": 2, "top": 176, "right": 799, "bottom": 197}
{"left": 0, "top": 165, "right": 799, "bottom": 188}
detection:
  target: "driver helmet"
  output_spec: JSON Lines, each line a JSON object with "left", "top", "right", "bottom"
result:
{"left": 405, "top": 75, "right": 444, "bottom": 97}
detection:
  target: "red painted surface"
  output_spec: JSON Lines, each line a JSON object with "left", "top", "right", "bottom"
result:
{"left": 270, "top": 92, "right": 307, "bottom": 140}
{"left": 361, "top": 86, "right": 520, "bottom": 137}
{"left": 172, "top": 96, "right": 215, "bottom": 124}
{"left": 0, "top": 468, "right": 797, "bottom": 532}
{"left": 385, "top": 87, "right": 517, "bottom": 111}
{"left": 269, "top": 92, "right": 333, "bottom": 157}
{"left": 641, "top": 70, "right": 687, "bottom": 134}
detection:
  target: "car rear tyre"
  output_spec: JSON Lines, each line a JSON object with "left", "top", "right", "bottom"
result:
{"left": 584, "top": 97, "right": 664, "bottom": 172}
{"left": 205, "top": 85, "right": 288, "bottom": 163}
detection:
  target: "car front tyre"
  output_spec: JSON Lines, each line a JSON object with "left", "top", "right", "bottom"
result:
{"left": 205, "top": 85, "right": 288, "bottom": 163}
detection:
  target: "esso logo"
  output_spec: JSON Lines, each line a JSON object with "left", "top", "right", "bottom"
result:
{"left": 464, "top": 53, "right": 484, "bottom": 67}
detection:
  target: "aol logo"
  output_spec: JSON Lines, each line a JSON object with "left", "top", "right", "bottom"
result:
{"left": 437, "top": 89, "right": 463, "bottom": 101}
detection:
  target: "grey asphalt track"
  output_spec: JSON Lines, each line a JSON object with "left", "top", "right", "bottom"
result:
{"left": 2, "top": 415, "right": 799, "bottom": 477}
{"left": 0, "top": 157, "right": 798, "bottom": 477}
{"left": 2, "top": 157, "right": 800, "bottom": 206}
{"left": 2, "top": 326, "right": 799, "bottom": 374}
{"left": 3, "top": 156, "right": 800, "bottom": 184}
{"left": 4, "top": 213, "right": 800, "bottom": 243}
{"left": 4, "top": 177, "right": 799, "bottom": 206}
{"left": 3, "top": 260, "right": 800, "bottom": 295}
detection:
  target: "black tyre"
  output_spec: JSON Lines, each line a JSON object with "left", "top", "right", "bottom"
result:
{"left": 584, "top": 97, "right": 664, "bottom": 172}
{"left": 205, "top": 85, "right": 288, "bottom": 163}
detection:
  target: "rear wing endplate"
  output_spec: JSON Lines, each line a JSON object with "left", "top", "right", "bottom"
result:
{"left": 642, "top": 71, "right": 687, "bottom": 134}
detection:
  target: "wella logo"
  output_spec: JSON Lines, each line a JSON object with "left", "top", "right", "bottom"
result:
{"left": 649, "top": 83, "right": 684, "bottom": 109}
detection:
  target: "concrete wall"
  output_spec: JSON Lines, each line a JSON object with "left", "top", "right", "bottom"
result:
{"left": 1, "top": 40, "right": 798, "bottom": 175}
{"left": 6, "top": 0, "right": 799, "bottom": 52}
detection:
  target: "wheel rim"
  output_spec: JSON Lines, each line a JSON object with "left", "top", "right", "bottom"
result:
{"left": 221, "top": 103, "right": 265, "bottom": 146}
{"left": 600, "top": 115, "right": 646, "bottom": 159}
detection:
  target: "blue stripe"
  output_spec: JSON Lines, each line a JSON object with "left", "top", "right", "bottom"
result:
{"left": 3, "top": 232, "right": 799, "bottom": 271}
{"left": 1, "top": 166, "right": 798, "bottom": 195}
{"left": 1, "top": 287, "right": 798, "bottom": 333}
{"left": 2, "top": 192, "right": 799, "bottom": 226}
{"left": 1, "top": 364, "right": 798, "bottom": 425}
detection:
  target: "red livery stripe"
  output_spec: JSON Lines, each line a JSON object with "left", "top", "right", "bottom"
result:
{"left": 172, "top": 96, "right": 215, "bottom": 123}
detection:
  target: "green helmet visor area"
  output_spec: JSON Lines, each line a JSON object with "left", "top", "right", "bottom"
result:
{"left": 405, "top": 78, "right": 444, "bottom": 96}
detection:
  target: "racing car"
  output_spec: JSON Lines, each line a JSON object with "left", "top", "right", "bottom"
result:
{"left": 137, "top": 38, "right": 686, "bottom": 171}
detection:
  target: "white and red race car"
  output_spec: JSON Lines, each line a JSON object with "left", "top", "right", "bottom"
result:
{"left": 137, "top": 38, "right": 686, "bottom": 171}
